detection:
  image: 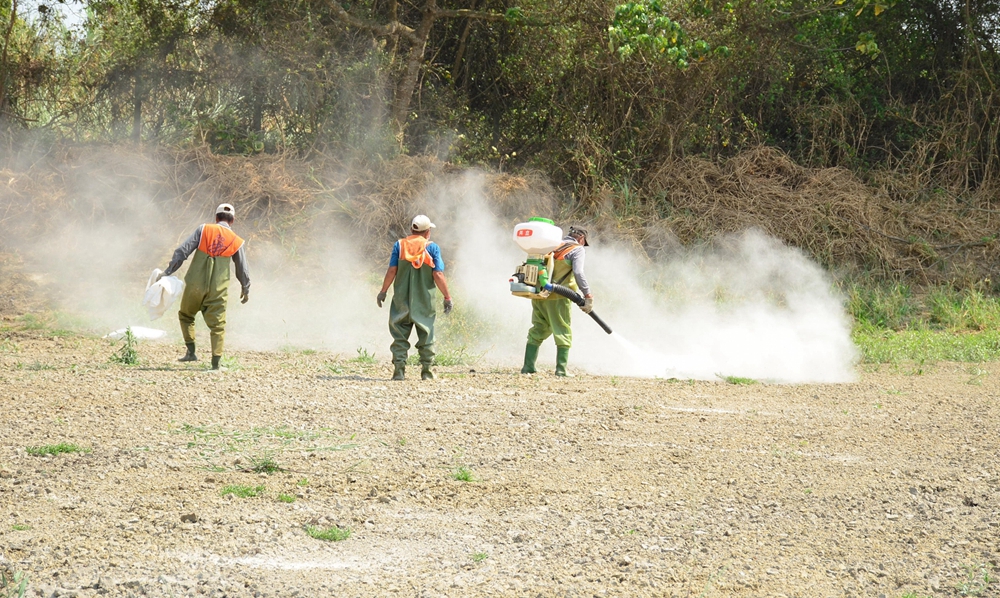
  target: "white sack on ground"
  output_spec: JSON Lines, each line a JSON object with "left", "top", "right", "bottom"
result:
{"left": 104, "top": 327, "right": 167, "bottom": 340}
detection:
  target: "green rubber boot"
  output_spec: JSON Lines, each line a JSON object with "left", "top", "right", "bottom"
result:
{"left": 392, "top": 362, "right": 405, "bottom": 381}
{"left": 555, "top": 346, "right": 570, "bottom": 377}
{"left": 521, "top": 343, "right": 540, "bottom": 374}
{"left": 178, "top": 342, "right": 197, "bottom": 362}
{"left": 421, "top": 364, "right": 435, "bottom": 380}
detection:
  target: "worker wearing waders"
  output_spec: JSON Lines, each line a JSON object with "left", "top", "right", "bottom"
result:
{"left": 161, "top": 203, "right": 251, "bottom": 370}
{"left": 521, "top": 226, "right": 594, "bottom": 377}
{"left": 376, "top": 215, "right": 453, "bottom": 381}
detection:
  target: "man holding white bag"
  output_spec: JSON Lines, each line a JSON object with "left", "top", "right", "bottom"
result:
{"left": 160, "top": 203, "right": 251, "bottom": 370}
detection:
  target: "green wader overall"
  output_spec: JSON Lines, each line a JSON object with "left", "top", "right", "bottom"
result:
{"left": 524, "top": 251, "right": 578, "bottom": 376}
{"left": 389, "top": 260, "right": 437, "bottom": 369}
{"left": 178, "top": 250, "right": 231, "bottom": 357}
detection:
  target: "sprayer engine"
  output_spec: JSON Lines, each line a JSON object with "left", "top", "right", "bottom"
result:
{"left": 509, "top": 217, "right": 563, "bottom": 299}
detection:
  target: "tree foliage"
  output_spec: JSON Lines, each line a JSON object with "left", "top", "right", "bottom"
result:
{"left": 0, "top": 0, "right": 998, "bottom": 195}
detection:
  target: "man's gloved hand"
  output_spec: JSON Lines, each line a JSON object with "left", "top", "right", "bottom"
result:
{"left": 443, "top": 297, "right": 454, "bottom": 314}
{"left": 240, "top": 290, "right": 249, "bottom": 304}
{"left": 582, "top": 296, "right": 594, "bottom": 314}
{"left": 377, "top": 291, "right": 387, "bottom": 308}
{"left": 155, "top": 270, "right": 165, "bottom": 283}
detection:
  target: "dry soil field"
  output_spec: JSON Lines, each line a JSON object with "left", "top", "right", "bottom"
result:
{"left": 1, "top": 325, "right": 998, "bottom": 598}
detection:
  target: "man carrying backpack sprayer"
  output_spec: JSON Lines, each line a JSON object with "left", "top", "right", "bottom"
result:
{"left": 521, "top": 226, "right": 594, "bottom": 377}
{"left": 377, "top": 215, "right": 453, "bottom": 381}
{"left": 161, "top": 203, "right": 251, "bottom": 370}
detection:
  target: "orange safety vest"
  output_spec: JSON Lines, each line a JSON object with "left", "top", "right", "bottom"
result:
{"left": 552, "top": 242, "right": 581, "bottom": 261}
{"left": 398, "top": 235, "right": 435, "bottom": 269}
{"left": 198, "top": 223, "right": 244, "bottom": 258}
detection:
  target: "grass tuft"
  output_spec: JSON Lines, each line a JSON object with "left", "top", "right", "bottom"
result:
{"left": 0, "top": 569, "right": 29, "bottom": 598}
{"left": 25, "top": 443, "right": 87, "bottom": 456}
{"left": 472, "top": 552, "right": 489, "bottom": 563}
{"left": 277, "top": 494, "right": 296, "bottom": 503}
{"left": 247, "top": 454, "right": 283, "bottom": 474}
{"left": 305, "top": 525, "right": 351, "bottom": 542}
{"left": 351, "top": 347, "right": 377, "bottom": 364}
{"left": 220, "top": 484, "right": 266, "bottom": 498}
{"left": 854, "top": 329, "right": 1000, "bottom": 363}
{"left": 451, "top": 466, "right": 475, "bottom": 482}
{"left": 721, "top": 375, "right": 757, "bottom": 385}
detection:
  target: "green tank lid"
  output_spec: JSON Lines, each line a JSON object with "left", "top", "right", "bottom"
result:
{"left": 528, "top": 217, "right": 554, "bottom": 225}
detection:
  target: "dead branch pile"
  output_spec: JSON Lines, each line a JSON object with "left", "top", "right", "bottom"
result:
{"left": 2, "top": 143, "right": 998, "bottom": 285}
{"left": 592, "top": 146, "right": 1000, "bottom": 284}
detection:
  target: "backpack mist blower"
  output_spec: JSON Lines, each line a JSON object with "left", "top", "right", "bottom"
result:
{"left": 509, "top": 217, "right": 613, "bottom": 334}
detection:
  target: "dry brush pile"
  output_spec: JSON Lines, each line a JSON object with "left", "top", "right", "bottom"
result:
{"left": 1, "top": 143, "right": 998, "bottom": 286}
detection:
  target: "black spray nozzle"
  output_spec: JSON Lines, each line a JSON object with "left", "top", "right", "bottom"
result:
{"left": 546, "top": 284, "right": 613, "bottom": 335}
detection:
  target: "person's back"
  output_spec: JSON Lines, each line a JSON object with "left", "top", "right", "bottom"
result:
{"left": 377, "top": 215, "right": 453, "bottom": 381}
{"left": 163, "top": 203, "right": 251, "bottom": 370}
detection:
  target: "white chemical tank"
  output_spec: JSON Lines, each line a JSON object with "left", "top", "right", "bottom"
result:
{"left": 513, "top": 218, "right": 563, "bottom": 254}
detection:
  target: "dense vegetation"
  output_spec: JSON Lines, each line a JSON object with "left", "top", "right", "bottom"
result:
{"left": 2, "top": 0, "right": 998, "bottom": 192}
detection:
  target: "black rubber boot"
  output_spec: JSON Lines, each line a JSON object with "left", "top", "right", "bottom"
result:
{"left": 421, "top": 364, "right": 435, "bottom": 380}
{"left": 211, "top": 355, "right": 221, "bottom": 370}
{"left": 178, "top": 342, "right": 197, "bottom": 362}
{"left": 520, "top": 343, "right": 540, "bottom": 374}
{"left": 555, "top": 346, "right": 570, "bottom": 377}
{"left": 392, "top": 362, "right": 405, "bottom": 381}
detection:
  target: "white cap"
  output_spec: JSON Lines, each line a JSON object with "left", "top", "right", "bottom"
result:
{"left": 216, "top": 203, "right": 235, "bottom": 218}
{"left": 411, "top": 214, "right": 436, "bottom": 232}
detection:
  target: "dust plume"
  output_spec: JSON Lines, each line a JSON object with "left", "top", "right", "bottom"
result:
{"left": 0, "top": 151, "right": 856, "bottom": 382}
{"left": 393, "top": 172, "right": 858, "bottom": 383}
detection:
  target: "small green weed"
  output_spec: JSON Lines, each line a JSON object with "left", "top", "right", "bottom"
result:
{"left": 247, "top": 454, "right": 283, "bottom": 474}
{"left": 10, "top": 524, "right": 29, "bottom": 531}
{"left": 899, "top": 593, "right": 931, "bottom": 598}
{"left": 0, "top": 569, "right": 28, "bottom": 598}
{"left": 472, "top": 552, "right": 489, "bottom": 563}
{"left": 305, "top": 525, "right": 351, "bottom": 541}
{"left": 277, "top": 494, "right": 296, "bottom": 503}
{"left": 220, "top": 355, "right": 241, "bottom": 370}
{"left": 325, "top": 362, "right": 344, "bottom": 374}
{"left": 955, "top": 563, "right": 995, "bottom": 596}
{"left": 25, "top": 443, "right": 87, "bottom": 456}
{"left": 220, "top": 484, "right": 265, "bottom": 498}
{"left": 722, "top": 375, "right": 757, "bottom": 385}
{"left": 352, "top": 347, "right": 376, "bottom": 364}
{"left": 452, "top": 466, "right": 474, "bottom": 482}
{"left": 110, "top": 327, "right": 139, "bottom": 365}
{"left": 18, "top": 314, "right": 48, "bottom": 330}
{"left": 296, "top": 478, "right": 309, "bottom": 487}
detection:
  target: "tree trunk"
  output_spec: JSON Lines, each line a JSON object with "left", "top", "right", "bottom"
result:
{"left": 391, "top": 0, "right": 437, "bottom": 131}
{"left": 450, "top": 0, "right": 478, "bottom": 84}
{"left": 132, "top": 71, "right": 143, "bottom": 144}
{"left": 0, "top": 0, "right": 18, "bottom": 123}
{"left": 251, "top": 77, "right": 264, "bottom": 133}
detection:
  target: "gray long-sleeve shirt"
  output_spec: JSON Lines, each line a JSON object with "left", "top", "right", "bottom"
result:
{"left": 557, "top": 236, "right": 590, "bottom": 296}
{"left": 164, "top": 223, "right": 251, "bottom": 293}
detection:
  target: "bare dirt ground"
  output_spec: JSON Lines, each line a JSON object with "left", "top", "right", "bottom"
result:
{"left": 0, "top": 327, "right": 998, "bottom": 598}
